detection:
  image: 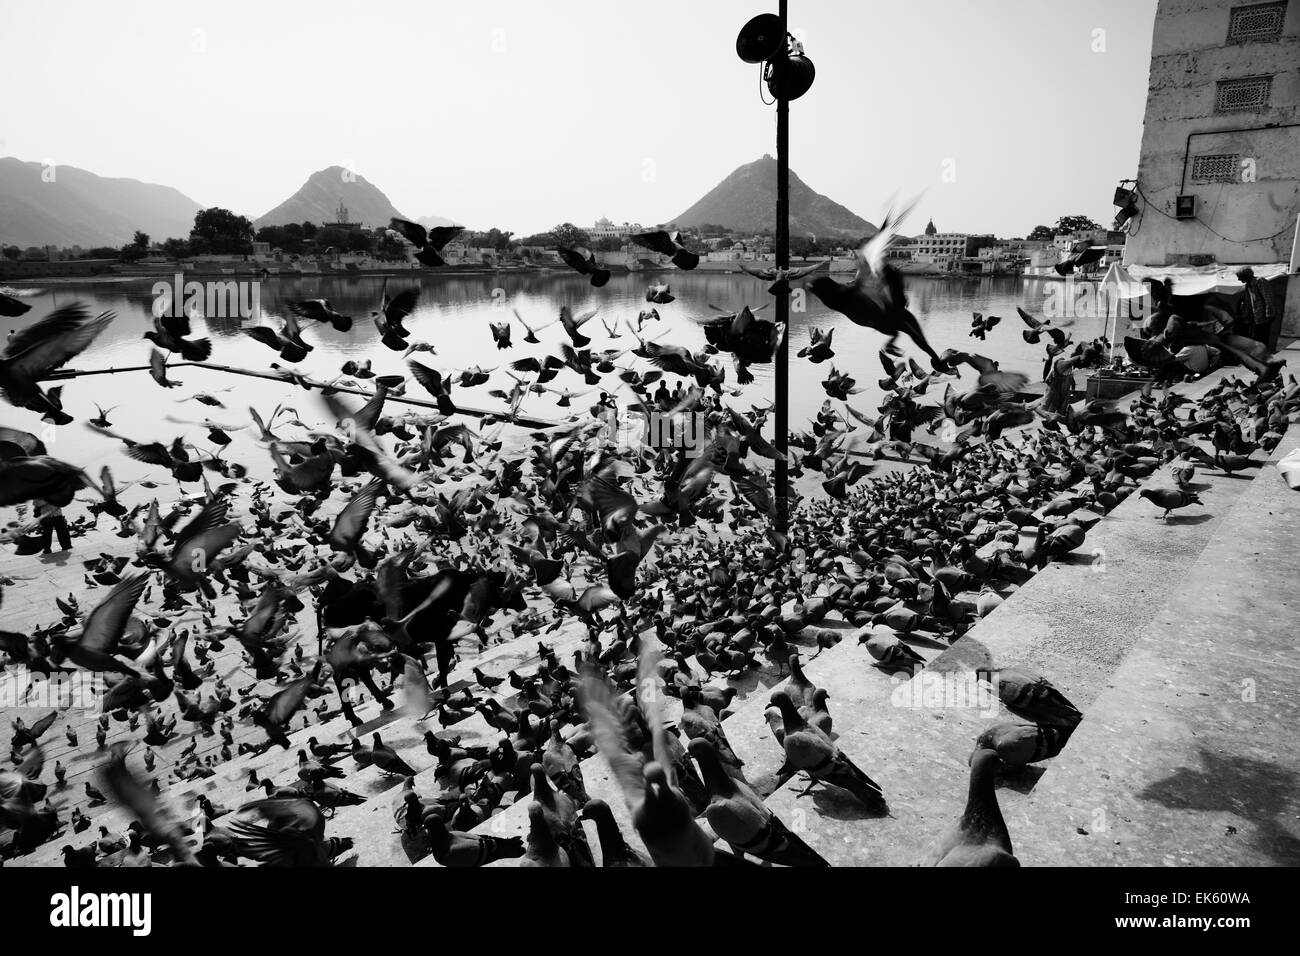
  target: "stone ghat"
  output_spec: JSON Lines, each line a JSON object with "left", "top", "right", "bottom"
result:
{"left": 6, "top": 348, "right": 1299, "bottom": 867}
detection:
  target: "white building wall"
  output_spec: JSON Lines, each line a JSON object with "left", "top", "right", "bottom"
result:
{"left": 1125, "top": 0, "right": 1300, "bottom": 270}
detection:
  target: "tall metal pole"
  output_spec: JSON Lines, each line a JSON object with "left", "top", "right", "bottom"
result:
{"left": 773, "top": 0, "right": 790, "bottom": 535}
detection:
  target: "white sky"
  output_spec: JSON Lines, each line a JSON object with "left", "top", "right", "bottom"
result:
{"left": 0, "top": 0, "right": 1157, "bottom": 237}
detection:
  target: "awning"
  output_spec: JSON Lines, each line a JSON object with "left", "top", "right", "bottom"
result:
{"left": 1124, "top": 262, "right": 1291, "bottom": 296}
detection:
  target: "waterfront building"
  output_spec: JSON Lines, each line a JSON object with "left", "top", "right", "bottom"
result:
{"left": 1001, "top": 239, "right": 1054, "bottom": 261}
{"left": 441, "top": 237, "right": 471, "bottom": 262}
{"left": 910, "top": 225, "right": 971, "bottom": 267}
{"left": 589, "top": 217, "right": 644, "bottom": 239}
{"left": 975, "top": 242, "right": 1036, "bottom": 274}
{"left": 893, "top": 225, "right": 998, "bottom": 272}
{"left": 1025, "top": 246, "right": 1065, "bottom": 277}
{"left": 885, "top": 243, "right": 913, "bottom": 261}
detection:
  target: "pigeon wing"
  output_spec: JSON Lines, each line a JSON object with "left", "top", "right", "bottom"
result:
{"left": 78, "top": 572, "right": 149, "bottom": 656}
{"left": 423, "top": 226, "right": 464, "bottom": 250}
{"left": 388, "top": 218, "right": 428, "bottom": 247}
{"left": 329, "top": 479, "right": 385, "bottom": 551}
{"left": 385, "top": 288, "right": 421, "bottom": 322}
{"left": 2, "top": 306, "right": 114, "bottom": 379}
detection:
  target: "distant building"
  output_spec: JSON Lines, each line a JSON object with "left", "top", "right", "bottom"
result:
{"left": 1024, "top": 247, "right": 1065, "bottom": 276}
{"left": 441, "top": 237, "right": 471, "bottom": 261}
{"left": 894, "top": 225, "right": 995, "bottom": 271}
{"left": 589, "top": 217, "right": 644, "bottom": 239}
{"left": 998, "top": 239, "right": 1054, "bottom": 260}
{"left": 977, "top": 241, "right": 1036, "bottom": 273}
{"left": 331, "top": 200, "right": 363, "bottom": 230}
{"left": 916, "top": 229, "right": 971, "bottom": 264}
{"left": 1054, "top": 229, "right": 1105, "bottom": 253}
{"left": 1124, "top": 0, "right": 1299, "bottom": 334}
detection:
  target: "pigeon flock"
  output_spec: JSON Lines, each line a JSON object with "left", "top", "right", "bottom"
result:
{"left": 0, "top": 215, "right": 1295, "bottom": 869}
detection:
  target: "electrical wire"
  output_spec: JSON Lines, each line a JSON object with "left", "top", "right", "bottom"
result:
{"left": 758, "top": 62, "right": 775, "bottom": 106}
{"left": 1133, "top": 182, "right": 1297, "bottom": 244}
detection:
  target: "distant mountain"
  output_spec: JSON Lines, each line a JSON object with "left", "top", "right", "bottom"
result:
{"left": 670, "top": 154, "right": 875, "bottom": 239}
{"left": 254, "top": 167, "right": 411, "bottom": 229}
{"left": 0, "top": 157, "right": 203, "bottom": 248}
{"left": 417, "top": 214, "right": 459, "bottom": 230}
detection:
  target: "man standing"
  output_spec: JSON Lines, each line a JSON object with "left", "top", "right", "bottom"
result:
{"left": 1235, "top": 268, "right": 1278, "bottom": 349}
{"left": 35, "top": 498, "right": 72, "bottom": 554}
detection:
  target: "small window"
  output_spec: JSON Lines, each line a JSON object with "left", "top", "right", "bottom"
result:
{"left": 1227, "top": 2, "right": 1287, "bottom": 42}
{"left": 1192, "top": 154, "right": 1242, "bottom": 183}
{"left": 1215, "top": 75, "right": 1272, "bottom": 112}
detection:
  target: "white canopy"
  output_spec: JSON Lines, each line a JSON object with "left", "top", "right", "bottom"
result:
{"left": 1124, "top": 261, "right": 1291, "bottom": 296}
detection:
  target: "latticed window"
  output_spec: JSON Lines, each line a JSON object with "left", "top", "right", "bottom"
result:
{"left": 1192, "top": 153, "right": 1241, "bottom": 183}
{"left": 1227, "top": 2, "right": 1287, "bottom": 42}
{"left": 1215, "top": 76, "right": 1272, "bottom": 112}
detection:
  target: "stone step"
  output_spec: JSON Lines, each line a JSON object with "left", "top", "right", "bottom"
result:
{"left": 2, "top": 405, "right": 583, "bottom": 866}
{"left": 11, "top": 353, "right": 1290, "bottom": 867}
{"left": 757, "top": 639, "right": 972, "bottom": 866}
{"left": 753, "top": 420, "right": 1272, "bottom": 866}
{"left": 15, "top": 615, "right": 592, "bottom": 866}
{"left": 285, "top": 723, "right": 438, "bottom": 866}
{"left": 181, "top": 622, "right": 594, "bottom": 866}
{"left": 16, "top": 687, "right": 407, "bottom": 867}
{"left": 513, "top": 619, "right": 898, "bottom": 866}
{"left": 1011, "top": 419, "right": 1300, "bottom": 866}
{"left": 323, "top": 713, "right": 506, "bottom": 867}
{"left": 4, "top": 591, "right": 329, "bottom": 853}
{"left": 415, "top": 750, "right": 653, "bottom": 867}
{"left": 694, "top": 615, "right": 934, "bottom": 799}
{"left": 183, "top": 617, "right": 597, "bottom": 867}
{"left": 409, "top": 607, "right": 853, "bottom": 868}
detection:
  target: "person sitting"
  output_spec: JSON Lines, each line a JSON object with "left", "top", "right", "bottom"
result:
{"left": 1152, "top": 302, "right": 1283, "bottom": 382}
{"left": 1171, "top": 343, "right": 1219, "bottom": 377}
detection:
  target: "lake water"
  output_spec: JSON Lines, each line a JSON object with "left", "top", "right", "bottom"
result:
{"left": 3, "top": 271, "right": 1113, "bottom": 487}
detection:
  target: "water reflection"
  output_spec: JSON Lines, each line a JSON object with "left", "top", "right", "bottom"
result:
{"left": 18, "top": 271, "right": 1105, "bottom": 434}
